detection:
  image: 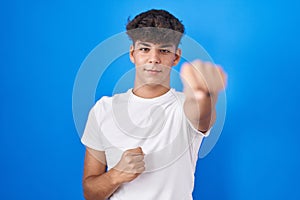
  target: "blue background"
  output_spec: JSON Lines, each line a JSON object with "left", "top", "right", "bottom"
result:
{"left": 1, "top": 0, "right": 300, "bottom": 199}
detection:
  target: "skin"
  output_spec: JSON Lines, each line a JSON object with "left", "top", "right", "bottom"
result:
{"left": 83, "top": 147, "right": 145, "bottom": 200}
{"left": 181, "top": 60, "right": 227, "bottom": 132}
{"left": 129, "top": 41, "right": 181, "bottom": 98}
{"left": 82, "top": 40, "right": 227, "bottom": 200}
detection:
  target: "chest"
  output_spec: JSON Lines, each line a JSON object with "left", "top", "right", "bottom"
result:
{"left": 99, "top": 102, "right": 190, "bottom": 169}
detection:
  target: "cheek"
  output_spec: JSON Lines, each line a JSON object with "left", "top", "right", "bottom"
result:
{"left": 165, "top": 55, "right": 176, "bottom": 65}
{"left": 134, "top": 54, "right": 146, "bottom": 65}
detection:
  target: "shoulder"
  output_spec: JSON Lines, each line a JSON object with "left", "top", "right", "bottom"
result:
{"left": 170, "top": 89, "right": 186, "bottom": 104}
{"left": 92, "top": 91, "right": 130, "bottom": 113}
{"left": 173, "top": 90, "right": 185, "bottom": 99}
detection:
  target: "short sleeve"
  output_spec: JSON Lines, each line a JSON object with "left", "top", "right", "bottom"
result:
{"left": 185, "top": 117, "right": 211, "bottom": 137}
{"left": 81, "top": 107, "right": 105, "bottom": 151}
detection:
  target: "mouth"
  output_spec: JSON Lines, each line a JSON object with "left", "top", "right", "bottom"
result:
{"left": 144, "top": 69, "right": 162, "bottom": 74}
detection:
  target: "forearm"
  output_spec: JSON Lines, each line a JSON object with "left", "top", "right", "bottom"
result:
{"left": 184, "top": 94, "right": 216, "bottom": 132}
{"left": 83, "top": 168, "right": 122, "bottom": 200}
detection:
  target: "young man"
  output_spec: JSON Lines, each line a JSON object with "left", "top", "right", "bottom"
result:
{"left": 81, "top": 9, "right": 227, "bottom": 200}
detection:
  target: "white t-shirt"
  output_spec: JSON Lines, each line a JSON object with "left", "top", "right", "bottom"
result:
{"left": 81, "top": 88, "right": 210, "bottom": 200}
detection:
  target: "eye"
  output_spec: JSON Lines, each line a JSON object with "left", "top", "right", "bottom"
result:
{"left": 139, "top": 48, "right": 150, "bottom": 52}
{"left": 160, "top": 49, "right": 171, "bottom": 54}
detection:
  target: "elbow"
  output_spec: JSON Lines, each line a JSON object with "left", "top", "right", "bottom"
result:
{"left": 82, "top": 179, "right": 91, "bottom": 200}
{"left": 82, "top": 178, "right": 105, "bottom": 200}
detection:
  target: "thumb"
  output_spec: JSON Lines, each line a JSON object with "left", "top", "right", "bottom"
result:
{"left": 128, "top": 147, "right": 144, "bottom": 154}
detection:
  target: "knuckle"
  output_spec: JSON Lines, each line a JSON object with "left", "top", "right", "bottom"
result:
{"left": 194, "top": 59, "right": 203, "bottom": 66}
{"left": 124, "top": 156, "right": 131, "bottom": 163}
{"left": 123, "top": 151, "right": 129, "bottom": 156}
{"left": 129, "top": 163, "right": 136, "bottom": 169}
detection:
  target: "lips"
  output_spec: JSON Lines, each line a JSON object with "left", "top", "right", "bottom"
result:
{"left": 143, "top": 66, "right": 162, "bottom": 72}
{"left": 144, "top": 69, "right": 162, "bottom": 75}
{"left": 144, "top": 69, "right": 162, "bottom": 73}
{"left": 142, "top": 64, "right": 164, "bottom": 74}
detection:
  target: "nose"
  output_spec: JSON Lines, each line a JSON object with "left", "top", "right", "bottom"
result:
{"left": 148, "top": 50, "right": 161, "bottom": 64}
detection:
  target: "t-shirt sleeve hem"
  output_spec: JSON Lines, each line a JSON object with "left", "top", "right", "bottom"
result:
{"left": 186, "top": 118, "right": 211, "bottom": 137}
{"left": 81, "top": 137, "right": 105, "bottom": 151}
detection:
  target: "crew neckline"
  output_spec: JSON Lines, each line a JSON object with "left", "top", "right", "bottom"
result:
{"left": 128, "top": 88, "right": 176, "bottom": 102}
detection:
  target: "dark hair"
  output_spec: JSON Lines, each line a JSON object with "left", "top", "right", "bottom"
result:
{"left": 126, "top": 9, "right": 185, "bottom": 47}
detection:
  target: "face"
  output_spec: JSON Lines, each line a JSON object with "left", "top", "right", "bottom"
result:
{"left": 129, "top": 41, "right": 181, "bottom": 88}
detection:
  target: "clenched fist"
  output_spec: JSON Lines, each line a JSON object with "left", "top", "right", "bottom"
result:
{"left": 180, "top": 60, "right": 227, "bottom": 100}
{"left": 113, "top": 147, "right": 145, "bottom": 183}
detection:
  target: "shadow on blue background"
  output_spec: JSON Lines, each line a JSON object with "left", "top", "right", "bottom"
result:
{"left": 1, "top": 0, "right": 299, "bottom": 199}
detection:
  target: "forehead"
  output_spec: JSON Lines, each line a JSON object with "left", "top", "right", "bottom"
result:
{"left": 135, "top": 41, "right": 176, "bottom": 49}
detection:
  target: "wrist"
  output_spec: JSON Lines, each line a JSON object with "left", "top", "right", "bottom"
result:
{"left": 107, "top": 168, "right": 123, "bottom": 185}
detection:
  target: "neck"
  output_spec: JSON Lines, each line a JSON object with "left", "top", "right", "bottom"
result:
{"left": 132, "top": 84, "right": 170, "bottom": 98}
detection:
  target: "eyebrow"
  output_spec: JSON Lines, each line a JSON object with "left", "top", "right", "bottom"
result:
{"left": 137, "top": 42, "right": 174, "bottom": 48}
{"left": 137, "top": 42, "right": 151, "bottom": 47}
{"left": 159, "top": 44, "right": 174, "bottom": 48}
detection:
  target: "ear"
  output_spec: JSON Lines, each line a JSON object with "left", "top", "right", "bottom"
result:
{"left": 129, "top": 45, "right": 135, "bottom": 63}
{"left": 173, "top": 48, "right": 182, "bottom": 66}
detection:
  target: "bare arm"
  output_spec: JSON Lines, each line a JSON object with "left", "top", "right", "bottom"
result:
{"left": 82, "top": 148, "right": 120, "bottom": 200}
{"left": 181, "top": 60, "right": 227, "bottom": 133}
{"left": 183, "top": 93, "right": 216, "bottom": 133}
{"left": 82, "top": 147, "right": 145, "bottom": 200}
